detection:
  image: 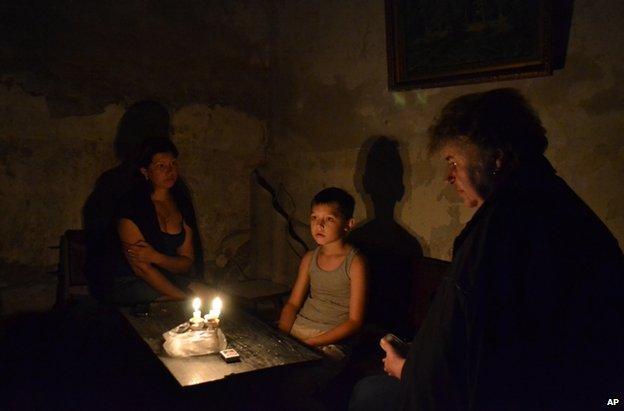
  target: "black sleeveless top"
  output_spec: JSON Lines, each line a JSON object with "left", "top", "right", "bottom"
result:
{"left": 113, "top": 184, "right": 187, "bottom": 278}
{"left": 88, "top": 181, "right": 200, "bottom": 301}
{"left": 160, "top": 226, "right": 185, "bottom": 256}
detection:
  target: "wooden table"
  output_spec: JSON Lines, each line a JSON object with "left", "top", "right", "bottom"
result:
{"left": 120, "top": 301, "right": 322, "bottom": 388}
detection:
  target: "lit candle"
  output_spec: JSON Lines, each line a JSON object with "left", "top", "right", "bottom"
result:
{"left": 192, "top": 297, "right": 202, "bottom": 321}
{"left": 204, "top": 296, "right": 222, "bottom": 321}
{"left": 211, "top": 297, "right": 222, "bottom": 318}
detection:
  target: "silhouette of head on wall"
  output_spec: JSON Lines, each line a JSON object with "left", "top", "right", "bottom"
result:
{"left": 362, "top": 136, "right": 405, "bottom": 212}
{"left": 84, "top": 101, "right": 173, "bottom": 232}
{"left": 114, "top": 101, "right": 171, "bottom": 163}
{"left": 349, "top": 135, "right": 423, "bottom": 338}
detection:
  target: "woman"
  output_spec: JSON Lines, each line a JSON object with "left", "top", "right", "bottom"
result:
{"left": 106, "top": 138, "right": 204, "bottom": 305}
{"left": 350, "top": 89, "right": 624, "bottom": 410}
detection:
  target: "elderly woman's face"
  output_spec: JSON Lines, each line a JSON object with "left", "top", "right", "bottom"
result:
{"left": 440, "top": 140, "right": 492, "bottom": 209}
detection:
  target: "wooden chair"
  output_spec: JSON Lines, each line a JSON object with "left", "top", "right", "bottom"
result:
{"left": 409, "top": 256, "right": 450, "bottom": 331}
{"left": 346, "top": 256, "right": 450, "bottom": 379}
{"left": 54, "top": 229, "right": 89, "bottom": 306}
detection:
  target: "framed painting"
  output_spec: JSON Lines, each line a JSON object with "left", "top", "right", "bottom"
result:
{"left": 385, "top": 0, "right": 554, "bottom": 90}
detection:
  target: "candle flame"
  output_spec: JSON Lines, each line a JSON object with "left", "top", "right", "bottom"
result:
{"left": 211, "top": 297, "right": 222, "bottom": 315}
{"left": 192, "top": 297, "right": 201, "bottom": 311}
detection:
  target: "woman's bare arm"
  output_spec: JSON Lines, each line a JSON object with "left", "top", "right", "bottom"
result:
{"left": 118, "top": 218, "right": 188, "bottom": 300}
{"left": 125, "top": 222, "right": 194, "bottom": 274}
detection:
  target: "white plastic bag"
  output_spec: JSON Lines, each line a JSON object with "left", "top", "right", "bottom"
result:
{"left": 162, "top": 323, "right": 227, "bottom": 357}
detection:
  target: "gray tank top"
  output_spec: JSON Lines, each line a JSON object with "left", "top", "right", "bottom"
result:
{"left": 294, "top": 247, "right": 357, "bottom": 332}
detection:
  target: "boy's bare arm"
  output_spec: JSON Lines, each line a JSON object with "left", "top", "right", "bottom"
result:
{"left": 278, "top": 251, "right": 313, "bottom": 333}
{"left": 303, "top": 254, "right": 368, "bottom": 346}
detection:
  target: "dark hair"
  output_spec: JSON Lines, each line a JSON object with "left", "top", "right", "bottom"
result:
{"left": 136, "top": 137, "right": 179, "bottom": 169}
{"left": 311, "top": 187, "right": 355, "bottom": 220}
{"left": 428, "top": 88, "right": 548, "bottom": 161}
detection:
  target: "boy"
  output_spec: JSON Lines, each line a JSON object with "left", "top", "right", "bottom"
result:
{"left": 278, "top": 187, "right": 367, "bottom": 359}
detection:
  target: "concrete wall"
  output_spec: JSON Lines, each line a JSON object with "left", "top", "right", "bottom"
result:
{"left": 264, "top": 0, "right": 624, "bottom": 285}
{"left": 0, "top": 1, "right": 272, "bottom": 313}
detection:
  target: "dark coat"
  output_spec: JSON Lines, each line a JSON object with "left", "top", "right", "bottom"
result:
{"left": 400, "top": 156, "right": 624, "bottom": 410}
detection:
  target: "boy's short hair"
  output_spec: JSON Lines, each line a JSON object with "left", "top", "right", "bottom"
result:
{"left": 311, "top": 187, "right": 355, "bottom": 220}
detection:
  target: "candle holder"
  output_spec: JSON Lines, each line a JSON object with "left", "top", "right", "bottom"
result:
{"left": 205, "top": 317, "right": 220, "bottom": 330}
{"left": 189, "top": 317, "right": 205, "bottom": 331}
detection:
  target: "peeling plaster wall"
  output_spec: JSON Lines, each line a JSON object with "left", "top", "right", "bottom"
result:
{"left": 267, "top": 0, "right": 624, "bottom": 281}
{"left": 1, "top": 1, "right": 271, "bottom": 117}
{"left": 0, "top": 1, "right": 271, "bottom": 275}
{"left": 1, "top": 0, "right": 623, "bottom": 305}
{"left": 0, "top": 93, "right": 266, "bottom": 270}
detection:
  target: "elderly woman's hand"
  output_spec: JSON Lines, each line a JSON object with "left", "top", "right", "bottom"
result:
{"left": 380, "top": 337, "right": 406, "bottom": 379}
{"left": 125, "top": 241, "right": 160, "bottom": 264}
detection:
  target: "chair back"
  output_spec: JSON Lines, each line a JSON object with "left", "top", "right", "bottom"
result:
{"left": 409, "top": 256, "right": 450, "bottom": 331}
{"left": 56, "top": 229, "right": 88, "bottom": 305}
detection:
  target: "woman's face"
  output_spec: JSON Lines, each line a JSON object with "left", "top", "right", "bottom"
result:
{"left": 141, "top": 152, "right": 179, "bottom": 189}
{"left": 440, "top": 140, "right": 493, "bottom": 209}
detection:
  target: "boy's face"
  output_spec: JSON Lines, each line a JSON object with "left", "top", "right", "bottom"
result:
{"left": 310, "top": 202, "right": 354, "bottom": 246}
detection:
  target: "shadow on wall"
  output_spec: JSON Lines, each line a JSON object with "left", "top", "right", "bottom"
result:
{"left": 81, "top": 101, "right": 204, "bottom": 295}
{"left": 348, "top": 136, "right": 423, "bottom": 339}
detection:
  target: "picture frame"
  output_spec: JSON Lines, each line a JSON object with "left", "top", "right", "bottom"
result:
{"left": 385, "top": 0, "right": 554, "bottom": 90}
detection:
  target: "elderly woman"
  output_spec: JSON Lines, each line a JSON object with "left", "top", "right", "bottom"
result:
{"left": 350, "top": 89, "right": 623, "bottom": 410}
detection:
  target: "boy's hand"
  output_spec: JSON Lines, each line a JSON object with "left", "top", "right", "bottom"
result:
{"left": 380, "top": 338, "right": 406, "bottom": 379}
{"left": 277, "top": 321, "right": 290, "bottom": 334}
{"left": 277, "top": 302, "right": 299, "bottom": 335}
{"left": 302, "top": 337, "right": 318, "bottom": 346}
